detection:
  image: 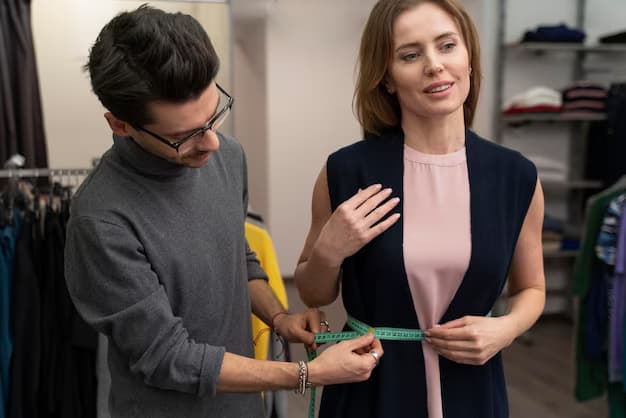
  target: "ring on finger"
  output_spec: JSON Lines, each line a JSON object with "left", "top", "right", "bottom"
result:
{"left": 369, "top": 350, "right": 379, "bottom": 366}
{"left": 320, "top": 320, "right": 331, "bottom": 332}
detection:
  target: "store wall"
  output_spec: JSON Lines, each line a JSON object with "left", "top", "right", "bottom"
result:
{"left": 263, "top": 0, "right": 377, "bottom": 274}
{"left": 31, "top": 0, "right": 231, "bottom": 169}
{"left": 233, "top": 19, "right": 269, "bottom": 218}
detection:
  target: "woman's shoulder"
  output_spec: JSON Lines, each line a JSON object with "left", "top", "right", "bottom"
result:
{"left": 329, "top": 131, "right": 401, "bottom": 163}
{"left": 467, "top": 130, "right": 536, "bottom": 176}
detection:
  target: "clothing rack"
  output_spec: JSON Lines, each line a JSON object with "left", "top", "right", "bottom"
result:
{"left": 0, "top": 167, "right": 91, "bottom": 178}
{"left": 0, "top": 167, "right": 92, "bottom": 192}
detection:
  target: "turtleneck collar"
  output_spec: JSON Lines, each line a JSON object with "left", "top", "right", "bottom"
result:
{"left": 111, "top": 134, "right": 192, "bottom": 179}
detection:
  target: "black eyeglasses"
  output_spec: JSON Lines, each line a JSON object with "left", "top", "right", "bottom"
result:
{"left": 137, "top": 83, "right": 234, "bottom": 153}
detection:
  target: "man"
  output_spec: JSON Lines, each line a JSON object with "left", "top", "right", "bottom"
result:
{"left": 64, "top": 5, "right": 382, "bottom": 418}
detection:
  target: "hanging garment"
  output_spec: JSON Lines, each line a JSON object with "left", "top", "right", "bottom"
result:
{"left": 8, "top": 211, "right": 41, "bottom": 418}
{"left": 608, "top": 382, "right": 626, "bottom": 418}
{"left": 585, "top": 85, "right": 626, "bottom": 189}
{"left": 319, "top": 129, "right": 536, "bottom": 418}
{"left": 0, "top": 2, "right": 18, "bottom": 163}
{"left": 0, "top": 212, "right": 20, "bottom": 418}
{"left": 617, "top": 204, "right": 626, "bottom": 391}
{"left": 246, "top": 221, "right": 288, "bottom": 361}
{"left": 574, "top": 179, "right": 626, "bottom": 401}
{"left": 245, "top": 221, "right": 289, "bottom": 418}
{"left": 0, "top": 0, "right": 48, "bottom": 168}
{"left": 595, "top": 194, "right": 626, "bottom": 383}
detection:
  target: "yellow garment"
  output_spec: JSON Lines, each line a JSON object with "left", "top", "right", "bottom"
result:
{"left": 245, "top": 221, "right": 288, "bottom": 360}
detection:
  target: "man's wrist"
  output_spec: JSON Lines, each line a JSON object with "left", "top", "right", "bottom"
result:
{"left": 270, "top": 310, "right": 289, "bottom": 331}
{"left": 306, "top": 359, "right": 321, "bottom": 386}
{"left": 294, "top": 361, "right": 312, "bottom": 395}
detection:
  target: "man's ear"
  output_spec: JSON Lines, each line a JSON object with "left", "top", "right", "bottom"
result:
{"left": 104, "top": 112, "right": 134, "bottom": 136}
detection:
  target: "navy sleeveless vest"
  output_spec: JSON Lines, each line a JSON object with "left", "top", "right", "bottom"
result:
{"left": 320, "top": 129, "right": 537, "bottom": 418}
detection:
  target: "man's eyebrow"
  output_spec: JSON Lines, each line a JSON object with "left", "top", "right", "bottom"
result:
{"left": 165, "top": 96, "right": 222, "bottom": 136}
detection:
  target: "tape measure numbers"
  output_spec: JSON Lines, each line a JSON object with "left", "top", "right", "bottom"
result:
{"left": 304, "top": 316, "right": 425, "bottom": 418}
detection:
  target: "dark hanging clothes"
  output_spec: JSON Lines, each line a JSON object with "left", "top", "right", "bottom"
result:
{"left": 39, "top": 208, "right": 97, "bottom": 418}
{"left": 0, "top": 183, "right": 95, "bottom": 418}
{"left": 1, "top": 215, "right": 20, "bottom": 418}
{"left": 0, "top": 0, "right": 48, "bottom": 168}
{"left": 583, "top": 264, "right": 609, "bottom": 360}
{"left": 8, "top": 212, "right": 41, "bottom": 418}
{"left": 0, "top": 2, "right": 18, "bottom": 163}
{"left": 585, "top": 84, "right": 626, "bottom": 189}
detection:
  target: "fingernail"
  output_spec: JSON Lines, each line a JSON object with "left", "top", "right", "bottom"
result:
{"left": 434, "top": 324, "right": 441, "bottom": 328}
{"left": 392, "top": 197, "right": 400, "bottom": 203}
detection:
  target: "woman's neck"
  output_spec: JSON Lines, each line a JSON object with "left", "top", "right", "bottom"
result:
{"left": 401, "top": 111, "right": 466, "bottom": 154}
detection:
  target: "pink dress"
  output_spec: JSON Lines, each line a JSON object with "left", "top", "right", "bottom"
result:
{"left": 403, "top": 144, "right": 471, "bottom": 418}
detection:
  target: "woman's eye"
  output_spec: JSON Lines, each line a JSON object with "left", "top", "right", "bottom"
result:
{"left": 442, "top": 42, "right": 456, "bottom": 51}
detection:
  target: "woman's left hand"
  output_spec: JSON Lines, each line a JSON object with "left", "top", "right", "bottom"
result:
{"left": 424, "top": 316, "right": 516, "bottom": 366}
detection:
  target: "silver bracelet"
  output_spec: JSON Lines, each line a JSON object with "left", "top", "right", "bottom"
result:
{"left": 295, "top": 360, "right": 310, "bottom": 396}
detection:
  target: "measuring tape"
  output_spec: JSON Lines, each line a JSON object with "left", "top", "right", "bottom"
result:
{"left": 305, "top": 315, "right": 425, "bottom": 418}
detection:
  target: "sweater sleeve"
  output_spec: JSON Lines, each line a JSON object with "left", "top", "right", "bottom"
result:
{"left": 239, "top": 141, "right": 267, "bottom": 281}
{"left": 64, "top": 215, "right": 225, "bottom": 397}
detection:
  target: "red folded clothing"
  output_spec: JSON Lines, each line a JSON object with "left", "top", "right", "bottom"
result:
{"left": 503, "top": 104, "right": 562, "bottom": 114}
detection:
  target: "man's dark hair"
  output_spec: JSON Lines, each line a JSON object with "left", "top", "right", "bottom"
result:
{"left": 85, "top": 4, "right": 219, "bottom": 126}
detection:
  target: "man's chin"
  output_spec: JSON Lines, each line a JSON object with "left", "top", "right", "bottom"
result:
{"left": 183, "top": 151, "right": 211, "bottom": 167}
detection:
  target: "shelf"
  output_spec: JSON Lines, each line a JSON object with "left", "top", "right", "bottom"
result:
{"left": 504, "top": 42, "right": 626, "bottom": 53}
{"left": 541, "top": 179, "right": 603, "bottom": 189}
{"left": 502, "top": 113, "right": 606, "bottom": 123}
{"left": 543, "top": 249, "right": 579, "bottom": 259}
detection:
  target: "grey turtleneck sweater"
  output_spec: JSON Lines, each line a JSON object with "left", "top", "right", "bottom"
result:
{"left": 65, "top": 134, "right": 266, "bottom": 418}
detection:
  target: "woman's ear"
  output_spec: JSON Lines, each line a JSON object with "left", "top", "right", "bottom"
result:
{"left": 384, "top": 78, "right": 396, "bottom": 94}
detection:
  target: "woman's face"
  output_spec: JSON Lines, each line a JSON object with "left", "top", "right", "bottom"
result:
{"left": 387, "top": 2, "right": 471, "bottom": 123}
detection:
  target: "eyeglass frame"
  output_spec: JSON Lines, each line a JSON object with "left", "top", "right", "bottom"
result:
{"left": 135, "top": 83, "right": 234, "bottom": 152}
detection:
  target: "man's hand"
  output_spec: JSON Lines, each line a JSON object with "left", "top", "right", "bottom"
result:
{"left": 308, "top": 333, "right": 384, "bottom": 386}
{"left": 273, "top": 308, "right": 330, "bottom": 350}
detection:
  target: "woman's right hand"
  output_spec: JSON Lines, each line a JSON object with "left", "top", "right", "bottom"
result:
{"left": 314, "top": 184, "right": 400, "bottom": 267}
{"left": 307, "top": 333, "right": 383, "bottom": 385}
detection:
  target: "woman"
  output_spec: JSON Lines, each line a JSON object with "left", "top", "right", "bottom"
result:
{"left": 294, "top": 1, "right": 546, "bottom": 417}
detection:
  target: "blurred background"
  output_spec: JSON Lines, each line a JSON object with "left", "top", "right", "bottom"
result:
{"left": 1, "top": 0, "right": 625, "bottom": 417}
